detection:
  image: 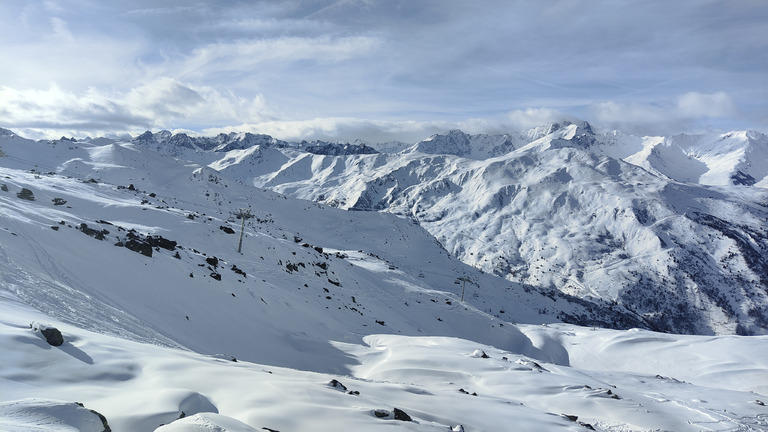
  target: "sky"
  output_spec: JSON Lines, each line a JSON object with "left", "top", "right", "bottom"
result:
{"left": 1, "top": 0, "right": 766, "bottom": 143}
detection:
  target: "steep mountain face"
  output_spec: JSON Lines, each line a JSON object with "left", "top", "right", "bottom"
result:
{"left": 408, "top": 129, "right": 520, "bottom": 159}
{"left": 133, "top": 130, "right": 289, "bottom": 156}
{"left": 298, "top": 140, "right": 379, "bottom": 156}
{"left": 224, "top": 123, "right": 768, "bottom": 336}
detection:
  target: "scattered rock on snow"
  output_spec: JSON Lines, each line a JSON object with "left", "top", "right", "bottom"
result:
{"left": 393, "top": 408, "right": 412, "bottom": 421}
{"left": 328, "top": 379, "right": 347, "bottom": 391}
{"left": 16, "top": 187, "right": 34, "bottom": 200}
{"left": 124, "top": 239, "right": 152, "bottom": 257}
{"left": 78, "top": 223, "right": 109, "bottom": 240}
{"left": 30, "top": 321, "right": 64, "bottom": 346}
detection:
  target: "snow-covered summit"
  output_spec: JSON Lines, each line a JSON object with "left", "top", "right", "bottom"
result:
{"left": 408, "top": 129, "right": 519, "bottom": 159}
{"left": 298, "top": 140, "right": 379, "bottom": 156}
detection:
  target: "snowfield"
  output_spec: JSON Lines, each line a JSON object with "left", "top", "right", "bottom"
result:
{"left": 1, "top": 126, "right": 768, "bottom": 431}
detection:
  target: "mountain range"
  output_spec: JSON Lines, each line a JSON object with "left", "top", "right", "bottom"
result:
{"left": 1, "top": 123, "right": 767, "bottom": 431}
{"left": 104, "top": 121, "right": 768, "bottom": 336}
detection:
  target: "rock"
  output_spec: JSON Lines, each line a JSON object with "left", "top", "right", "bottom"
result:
{"left": 452, "top": 426, "right": 465, "bottom": 432}
{"left": 206, "top": 256, "right": 219, "bottom": 267}
{"left": 125, "top": 239, "right": 153, "bottom": 257}
{"left": 0, "top": 183, "right": 8, "bottom": 192}
{"left": 30, "top": 321, "right": 64, "bottom": 346}
{"left": 52, "top": 197, "right": 67, "bottom": 206}
{"left": 219, "top": 225, "right": 235, "bottom": 234}
{"left": 393, "top": 408, "right": 411, "bottom": 421}
{"left": 472, "top": 349, "right": 490, "bottom": 358}
{"left": 373, "top": 409, "right": 390, "bottom": 418}
{"left": 74, "top": 403, "right": 112, "bottom": 432}
{"left": 328, "top": 379, "right": 347, "bottom": 391}
{"left": 16, "top": 188, "right": 35, "bottom": 200}
{"left": 78, "top": 223, "right": 109, "bottom": 240}
{"left": 146, "top": 235, "right": 177, "bottom": 250}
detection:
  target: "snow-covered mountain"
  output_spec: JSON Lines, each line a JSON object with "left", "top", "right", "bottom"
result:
{"left": 192, "top": 122, "right": 768, "bottom": 336}
{"left": 406, "top": 129, "right": 520, "bottom": 159}
{"left": 2, "top": 126, "right": 768, "bottom": 431}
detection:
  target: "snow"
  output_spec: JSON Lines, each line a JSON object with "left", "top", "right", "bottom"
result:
{"left": 2, "top": 126, "right": 768, "bottom": 431}
{"left": 239, "top": 124, "right": 768, "bottom": 335}
{"left": 3, "top": 297, "right": 767, "bottom": 431}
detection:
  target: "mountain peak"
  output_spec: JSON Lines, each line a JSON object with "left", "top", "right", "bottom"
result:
{"left": 411, "top": 129, "right": 472, "bottom": 157}
{"left": 0, "top": 127, "right": 18, "bottom": 138}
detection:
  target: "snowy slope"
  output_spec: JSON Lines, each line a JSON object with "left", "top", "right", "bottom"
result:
{"left": 0, "top": 130, "right": 649, "bottom": 369}
{"left": 215, "top": 123, "right": 768, "bottom": 335}
{"left": 2, "top": 297, "right": 767, "bottom": 431}
{"left": 2, "top": 127, "right": 768, "bottom": 431}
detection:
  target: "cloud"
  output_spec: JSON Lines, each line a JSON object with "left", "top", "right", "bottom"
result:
{"left": 1, "top": 1, "right": 765, "bottom": 139}
{"left": 202, "top": 118, "right": 444, "bottom": 144}
{"left": 588, "top": 92, "right": 740, "bottom": 134}
{"left": 181, "top": 36, "right": 381, "bottom": 77}
{"left": 0, "top": 78, "right": 270, "bottom": 138}
{"left": 676, "top": 92, "right": 736, "bottom": 118}
{"left": 200, "top": 108, "right": 573, "bottom": 144}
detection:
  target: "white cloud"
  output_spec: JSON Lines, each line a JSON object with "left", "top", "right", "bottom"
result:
{"left": 1, "top": 1, "right": 765, "bottom": 139}
{"left": 0, "top": 78, "right": 271, "bottom": 138}
{"left": 588, "top": 92, "right": 740, "bottom": 134}
{"left": 184, "top": 36, "right": 380, "bottom": 72}
{"left": 199, "top": 108, "right": 573, "bottom": 144}
{"left": 677, "top": 91, "right": 736, "bottom": 118}
{"left": 202, "top": 118, "right": 443, "bottom": 144}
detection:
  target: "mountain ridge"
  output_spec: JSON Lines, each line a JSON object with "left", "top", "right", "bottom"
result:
{"left": 3, "top": 124, "right": 768, "bottom": 335}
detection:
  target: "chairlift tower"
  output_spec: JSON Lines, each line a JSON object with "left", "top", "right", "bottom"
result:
{"left": 235, "top": 208, "right": 253, "bottom": 253}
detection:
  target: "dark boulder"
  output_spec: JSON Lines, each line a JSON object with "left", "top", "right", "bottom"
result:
{"left": 31, "top": 322, "right": 64, "bottom": 346}
{"left": 146, "top": 235, "right": 177, "bottom": 250}
{"left": 78, "top": 223, "right": 109, "bottom": 240}
{"left": 17, "top": 188, "right": 35, "bottom": 200}
{"left": 328, "top": 379, "right": 347, "bottom": 391}
{"left": 393, "top": 408, "right": 412, "bottom": 421}
{"left": 125, "top": 239, "right": 153, "bottom": 257}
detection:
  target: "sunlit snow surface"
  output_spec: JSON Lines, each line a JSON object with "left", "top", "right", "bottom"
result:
{"left": 2, "top": 300, "right": 767, "bottom": 431}
{"left": 1, "top": 128, "right": 768, "bottom": 431}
